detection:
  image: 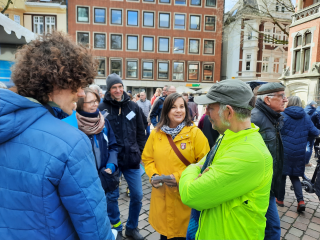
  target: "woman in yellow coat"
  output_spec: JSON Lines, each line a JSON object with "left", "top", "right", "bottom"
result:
{"left": 142, "top": 93, "right": 210, "bottom": 240}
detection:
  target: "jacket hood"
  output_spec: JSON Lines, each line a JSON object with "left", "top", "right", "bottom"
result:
{"left": 283, "top": 106, "right": 305, "bottom": 119}
{"left": 103, "top": 91, "right": 130, "bottom": 106}
{"left": 305, "top": 105, "right": 316, "bottom": 115}
{"left": 0, "top": 89, "right": 48, "bottom": 144}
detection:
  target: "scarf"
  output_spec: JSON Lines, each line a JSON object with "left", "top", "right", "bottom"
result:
{"left": 161, "top": 122, "right": 187, "bottom": 140}
{"left": 76, "top": 109, "right": 105, "bottom": 135}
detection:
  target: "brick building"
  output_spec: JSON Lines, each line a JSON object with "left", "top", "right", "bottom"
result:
{"left": 67, "top": 0, "right": 223, "bottom": 97}
{"left": 280, "top": 0, "right": 320, "bottom": 105}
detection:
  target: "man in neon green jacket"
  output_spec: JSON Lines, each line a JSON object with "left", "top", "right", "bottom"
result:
{"left": 179, "top": 80, "right": 273, "bottom": 240}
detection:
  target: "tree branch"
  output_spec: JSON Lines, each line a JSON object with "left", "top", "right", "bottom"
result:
{"left": 1, "top": 0, "right": 13, "bottom": 14}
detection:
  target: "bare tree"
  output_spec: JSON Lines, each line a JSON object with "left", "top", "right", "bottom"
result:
{"left": 0, "top": 0, "right": 13, "bottom": 14}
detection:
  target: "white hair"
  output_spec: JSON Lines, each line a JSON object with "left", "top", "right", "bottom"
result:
{"left": 218, "top": 103, "right": 252, "bottom": 122}
{"left": 257, "top": 94, "right": 274, "bottom": 102}
{"left": 89, "top": 84, "right": 101, "bottom": 94}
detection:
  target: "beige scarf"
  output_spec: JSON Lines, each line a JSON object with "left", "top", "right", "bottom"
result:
{"left": 76, "top": 112, "right": 105, "bottom": 135}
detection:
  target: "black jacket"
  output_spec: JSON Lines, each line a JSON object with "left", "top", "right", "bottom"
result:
{"left": 201, "top": 115, "right": 219, "bottom": 149}
{"left": 251, "top": 98, "right": 284, "bottom": 198}
{"left": 98, "top": 91, "right": 146, "bottom": 169}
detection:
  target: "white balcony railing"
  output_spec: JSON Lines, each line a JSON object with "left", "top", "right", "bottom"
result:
{"left": 292, "top": 2, "right": 320, "bottom": 22}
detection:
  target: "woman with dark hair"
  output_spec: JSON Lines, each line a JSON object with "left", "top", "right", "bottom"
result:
{"left": 76, "top": 88, "right": 118, "bottom": 190}
{"left": 142, "top": 93, "right": 210, "bottom": 240}
{"left": 276, "top": 96, "right": 319, "bottom": 212}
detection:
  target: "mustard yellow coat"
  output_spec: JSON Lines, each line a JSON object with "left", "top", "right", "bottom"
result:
{"left": 142, "top": 125, "right": 210, "bottom": 239}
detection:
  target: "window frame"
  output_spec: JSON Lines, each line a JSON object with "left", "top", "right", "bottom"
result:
{"left": 32, "top": 15, "right": 57, "bottom": 34}
{"left": 204, "top": 15, "right": 216, "bottom": 32}
{"left": 96, "top": 57, "right": 107, "bottom": 78}
{"left": 93, "top": 7, "right": 106, "bottom": 24}
{"left": 93, "top": 32, "right": 107, "bottom": 49}
{"left": 203, "top": 39, "right": 215, "bottom": 55}
{"left": 142, "top": 60, "right": 154, "bottom": 80}
{"left": 76, "top": 6, "right": 90, "bottom": 24}
{"left": 204, "top": 0, "right": 216, "bottom": 8}
{"left": 172, "top": 61, "right": 185, "bottom": 81}
{"left": 76, "top": 31, "right": 90, "bottom": 46}
{"left": 188, "top": 38, "right": 200, "bottom": 55}
{"left": 110, "top": 33, "right": 123, "bottom": 51}
{"left": 157, "top": 61, "right": 170, "bottom": 80}
{"left": 109, "top": 58, "right": 123, "bottom": 77}
{"left": 173, "top": 37, "right": 185, "bottom": 54}
{"left": 110, "top": 8, "right": 123, "bottom": 26}
{"left": 126, "top": 34, "right": 139, "bottom": 51}
{"left": 159, "top": 0, "right": 171, "bottom": 5}
{"left": 187, "top": 62, "right": 200, "bottom": 81}
{"left": 143, "top": 0, "right": 156, "bottom": 4}
{"left": 174, "top": 13, "right": 186, "bottom": 30}
{"left": 189, "top": 14, "right": 201, "bottom": 31}
{"left": 142, "top": 35, "right": 155, "bottom": 52}
{"left": 143, "top": 11, "right": 155, "bottom": 28}
{"left": 174, "top": 0, "right": 187, "bottom": 6}
{"left": 159, "top": 12, "right": 171, "bottom": 29}
{"left": 202, "top": 62, "right": 215, "bottom": 82}
{"left": 126, "top": 9, "right": 139, "bottom": 27}
{"left": 126, "top": 59, "right": 139, "bottom": 79}
{"left": 190, "top": 0, "right": 202, "bottom": 7}
{"left": 158, "top": 36, "right": 170, "bottom": 53}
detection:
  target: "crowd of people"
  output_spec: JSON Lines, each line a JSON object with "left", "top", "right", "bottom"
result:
{"left": 1, "top": 31, "right": 320, "bottom": 240}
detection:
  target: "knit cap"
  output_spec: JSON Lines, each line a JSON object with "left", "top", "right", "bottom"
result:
{"left": 106, "top": 73, "right": 123, "bottom": 92}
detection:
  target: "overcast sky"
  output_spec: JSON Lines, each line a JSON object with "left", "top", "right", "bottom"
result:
{"left": 225, "top": 0, "right": 238, "bottom": 12}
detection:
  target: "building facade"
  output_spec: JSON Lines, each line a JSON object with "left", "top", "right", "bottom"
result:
{"left": 280, "top": 0, "right": 320, "bottom": 105}
{"left": 67, "top": 0, "right": 223, "bottom": 97}
{"left": 222, "top": 0, "right": 291, "bottom": 83}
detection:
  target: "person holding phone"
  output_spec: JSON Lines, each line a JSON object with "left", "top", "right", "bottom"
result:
{"left": 142, "top": 93, "right": 209, "bottom": 240}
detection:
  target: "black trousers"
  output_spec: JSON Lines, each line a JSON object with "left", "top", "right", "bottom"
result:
{"left": 278, "top": 175, "right": 304, "bottom": 202}
{"left": 160, "top": 235, "right": 186, "bottom": 240}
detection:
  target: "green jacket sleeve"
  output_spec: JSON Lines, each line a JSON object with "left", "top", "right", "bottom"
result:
{"left": 179, "top": 143, "right": 265, "bottom": 211}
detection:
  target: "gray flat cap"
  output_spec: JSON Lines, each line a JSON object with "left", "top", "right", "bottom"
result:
{"left": 194, "top": 80, "right": 254, "bottom": 110}
{"left": 257, "top": 82, "right": 285, "bottom": 95}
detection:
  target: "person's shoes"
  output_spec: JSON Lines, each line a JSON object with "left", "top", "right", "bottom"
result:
{"left": 116, "top": 231, "right": 123, "bottom": 240}
{"left": 306, "top": 163, "right": 313, "bottom": 167}
{"left": 125, "top": 227, "right": 144, "bottom": 240}
{"left": 276, "top": 199, "right": 284, "bottom": 207}
{"left": 297, "top": 201, "right": 306, "bottom": 212}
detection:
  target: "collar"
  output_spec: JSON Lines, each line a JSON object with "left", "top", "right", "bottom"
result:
{"left": 77, "top": 109, "right": 100, "bottom": 118}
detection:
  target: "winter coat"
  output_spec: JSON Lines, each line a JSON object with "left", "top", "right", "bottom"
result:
{"left": 201, "top": 115, "right": 220, "bottom": 149}
{"left": 98, "top": 91, "right": 146, "bottom": 170}
{"left": 150, "top": 96, "right": 166, "bottom": 127}
{"left": 281, "top": 106, "right": 319, "bottom": 176}
{"left": 142, "top": 125, "right": 209, "bottom": 239}
{"left": 305, "top": 105, "right": 320, "bottom": 129}
{"left": 179, "top": 124, "right": 273, "bottom": 240}
{"left": 0, "top": 89, "right": 114, "bottom": 240}
{"left": 251, "top": 98, "right": 284, "bottom": 199}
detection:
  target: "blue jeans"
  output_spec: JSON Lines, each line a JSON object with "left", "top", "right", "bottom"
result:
{"left": 264, "top": 193, "right": 281, "bottom": 240}
{"left": 305, "top": 137, "right": 315, "bottom": 164}
{"left": 146, "top": 125, "right": 150, "bottom": 138}
{"left": 107, "top": 168, "right": 143, "bottom": 231}
{"left": 278, "top": 175, "right": 304, "bottom": 202}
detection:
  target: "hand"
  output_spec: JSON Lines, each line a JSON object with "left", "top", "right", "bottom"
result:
{"left": 104, "top": 168, "right": 112, "bottom": 174}
{"left": 195, "top": 168, "right": 209, "bottom": 180}
{"left": 148, "top": 122, "right": 151, "bottom": 126}
{"left": 151, "top": 175, "right": 163, "bottom": 188}
{"left": 162, "top": 174, "right": 177, "bottom": 188}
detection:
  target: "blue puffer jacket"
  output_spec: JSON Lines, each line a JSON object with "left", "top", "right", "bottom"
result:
{"left": 281, "top": 106, "right": 319, "bottom": 176}
{"left": 0, "top": 89, "right": 114, "bottom": 240}
{"left": 305, "top": 105, "right": 320, "bottom": 129}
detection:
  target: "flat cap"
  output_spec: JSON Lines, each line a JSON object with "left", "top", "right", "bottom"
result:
{"left": 194, "top": 80, "right": 254, "bottom": 110}
{"left": 257, "top": 82, "right": 285, "bottom": 95}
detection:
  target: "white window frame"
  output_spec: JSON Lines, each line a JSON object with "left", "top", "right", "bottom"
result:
{"left": 109, "top": 58, "right": 123, "bottom": 77}
{"left": 93, "top": 32, "right": 107, "bottom": 50}
{"left": 157, "top": 36, "right": 171, "bottom": 54}
{"left": 109, "top": 33, "right": 123, "bottom": 51}
{"left": 126, "top": 58, "right": 139, "bottom": 79}
{"left": 202, "top": 62, "right": 215, "bottom": 82}
{"left": 76, "top": 5, "right": 90, "bottom": 24}
{"left": 93, "top": 7, "right": 107, "bottom": 25}
{"left": 172, "top": 61, "right": 185, "bottom": 81}
{"left": 126, "top": 34, "right": 139, "bottom": 52}
{"left": 141, "top": 60, "right": 154, "bottom": 80}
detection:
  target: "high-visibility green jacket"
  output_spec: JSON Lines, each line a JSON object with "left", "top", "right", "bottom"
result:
{"left": 179, "top": 124, "right": 273, "bottom": 240}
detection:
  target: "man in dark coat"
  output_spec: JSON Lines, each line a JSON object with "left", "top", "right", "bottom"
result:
{"left": 251, "top": 82, "right": 287, "bottom": 240}
{"left": 98, "top": 73, "right": 146, "bottom": 240}
{"left": 201, "top": 115, "right": 220, "bottom": 149}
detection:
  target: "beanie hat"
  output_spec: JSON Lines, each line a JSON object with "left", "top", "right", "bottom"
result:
{"left": 106, "top": 73, "right": 123, "bottom": 92}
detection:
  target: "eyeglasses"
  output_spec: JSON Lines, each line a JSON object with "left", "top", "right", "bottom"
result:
{"left": 84, "top": 100, "right": 99, "bottom": 106}
{"left": 268, "top": 93, "right": 287, "bottom": 99}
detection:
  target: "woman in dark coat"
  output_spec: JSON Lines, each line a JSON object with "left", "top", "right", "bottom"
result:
{"left": 277, "top": 96, "right": 319, "bottom": 212}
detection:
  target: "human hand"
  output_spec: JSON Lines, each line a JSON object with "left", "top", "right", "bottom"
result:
{"left": 104, "top": 168, "right": 112, "bottom": 174}
{"left": 162, "top": 174, "right": 177, "bottom": 188}
{"left": 195, "top": 168, "right": 209, "bottom": 180}
{"left": 151, "top": 175, "right": 163, "bottom": 188}
{"left": 148, "top": 122, "right": 151, "bottom": 126}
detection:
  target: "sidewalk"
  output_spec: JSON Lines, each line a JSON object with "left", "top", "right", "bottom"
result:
{"left": 118, "top": 157, "right": 320, "bottom": 240}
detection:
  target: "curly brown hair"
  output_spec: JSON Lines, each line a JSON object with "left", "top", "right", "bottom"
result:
{"left": 11, "top": 31, "right": 98, "bottom": 104}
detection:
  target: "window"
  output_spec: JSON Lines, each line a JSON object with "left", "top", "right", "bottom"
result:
{"left": 158, "top": 62, "right": 169, "bottom": 79}
{"left": 304, "top": 48, "right": 311, "bottom": 72}
{"left": 173, "top": 62, "right": 184, "bottom": 80}
{"left": 203, "top": 64, "right": 214, "bottom": 81}
{"left": 189, "top": 39, "right": 199, "bottom": 54}
{"left": 262, "top": 57, "right": 269, "bottom": 72}
{"left": 127, "top": 35, "right": 138, "bottom": 50}
{"left": 294, "top": 33, "right": 312, "bottom": 73}
{"left": 158, "top": 37, "right": 169, "bottom": 52}
{"left": 273, "top": 58, "right": 280, "bottom": 73}
{"left": 205, "top": 16, "right": 215, "bottom": 31}
{"left": 127, "top": 60, "right": 138, "bottom": 78}
{"left": 97, "top": 58, "right": 106, "bottom": 77}
{"left": 188, "top": 63, "right": 199, "bottom": 80}
{"left": 142, "top": 61, "right": 153, "bottom": 78}
{"left": 248, "top": 31, "right": 252, "bottom": 40}
{"left": 94, "top": 8, "right": 106, "bottom": 23}
{"left": 77, "top": 32, "right": 89, "bottom": 45}
{"left": 174, "top": 14, "right": 185, "bottom": 29}
{"left": 143, "top": 36, "right": 154, "bottom": 51}
{"left": 175, "top": 0, "right": 186, "bottom": 4}
{"left": 111, "top": 34, "right": 122, "bottom": 49}
{"left": 77, "top": 6, "right": 89, "bottom": 23}
{"left": 174, "top": 38, "right": 185, "bottom": 53}
{"left": 247, "top": 54, "right": 251, "bottom": 60}
{"left": 111, "top": 59, "right": 122, "bottom": 76}
{"left": 191, "top": 0, "right": 201, "bottom": 6}
{"left": 205, "top": 0, "right": 216, "bottom": 7}
{"left": 94, "top": 33, "right": 106, "bottom": 49}
{"left": 204, "top": 40, "right": 214, "bottom": 54}
{"left": 159, "top": 13, "right": 170, "bottom": 28}
{"left": 33, "top": 16, "right": 56, "bottom": 34}
{"left": 296, "top": 35, "right": 302, "bottom": 47}
{"left": 305, "top": 32, "right": 312, "bottom": 45}
{"left": 160, "top": 0, "right": 170, "bottom": 3}
{"left": 127, "top": 10, "right": 138, "bottom": 26}
{"left": 190, "top": 15, "right": 200, "bottom": 30}
{"left": 143, "top": 12, "right": 154, "bottom": 27}
{"left": 144, "top": 0, "right": 155, "bottom": 2}
{"left": 111, "top": 9, "right": 122, "bottom": 25}
{"left": 246, "top": 61, "right": 250, "bottom": 70}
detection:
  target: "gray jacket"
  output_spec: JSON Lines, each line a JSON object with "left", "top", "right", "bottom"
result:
{"left": 137, "top": 99, "right": 151, "bottom": 118}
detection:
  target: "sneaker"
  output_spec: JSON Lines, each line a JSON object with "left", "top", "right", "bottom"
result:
{"left": 297, "top": 201, "right": 306, "bottom": 212}
{"left": 125, "top": 227, "right": 144, "bottom": 240}
{"left": 276, "top": 199, "right": 284, "bottom": 207}
{"left": 116, "top": 231, "right": 123, "bottom": 240}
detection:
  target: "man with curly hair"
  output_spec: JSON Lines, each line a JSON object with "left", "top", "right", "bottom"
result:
{"left": 0, "top": 32, "right": 115, "bottom": 240}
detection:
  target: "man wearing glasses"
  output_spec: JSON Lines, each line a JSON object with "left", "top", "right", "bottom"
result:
{"left": 251, "top": 82, "right": 288, "bottom": 240}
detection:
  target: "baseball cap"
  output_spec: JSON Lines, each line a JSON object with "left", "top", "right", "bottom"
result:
{"left": 194, "top": 80, "right": 254, "bottom": 110}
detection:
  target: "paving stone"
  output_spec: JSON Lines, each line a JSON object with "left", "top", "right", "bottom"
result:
{"left": 147, "top": 232, "right": 161, "bottom": 240}
{"left": 139, "top": 229, "right": 150, "bottom": 237}
{"left": 288, "top": 227, "right": 303, "bottom": 237}
{"left": 278, "top": 206, "right": 289, "bottom": 212}
{"left": 280, "top": 221, "right": 291, "bottom": 229}
{"left": 286, "top": 211, "right": 299, "bottom": 218}
{"left": 302, "top": 235, "right": 318, "bottom": 240}
{"left": 306, "top": 229, "right": 320, "bottom": 239}
{"left": 307, "top": 204, "right": 318, "bottom": 210}
{"left": 308, "top": 222, "right": 320, "bottom": 232}
{"left": 305, "top": 208, "right": 315, "bottom": 214}
{"left": 281, "top": 228, "right": 287, "bottom": 237}
{"left": 296, "top": 216, "right": 310, "bottom": 225}
{"left": 145, "top": 225, "right": 155, "bottom": 233}
{"left": 311, "top": 217, "right": 320, "bottom": 225}
{"left": 284, "top": 233, "right": 300, "bottom": 240}
{"left": 281, "top": 216, "right": 295, "bottom": 224}
{"left": 139, "top": 213, "right": 148, "bottom": 221}
{"left": 293, "top": 222, "right": 308, "bottom": 231}
{"left": 138, "top": 219, "right": 149, "bottom": 229}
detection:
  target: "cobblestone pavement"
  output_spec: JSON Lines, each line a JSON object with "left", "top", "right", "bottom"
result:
{"left": 118, "top": 157, "right": 320, "bottom": 240}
